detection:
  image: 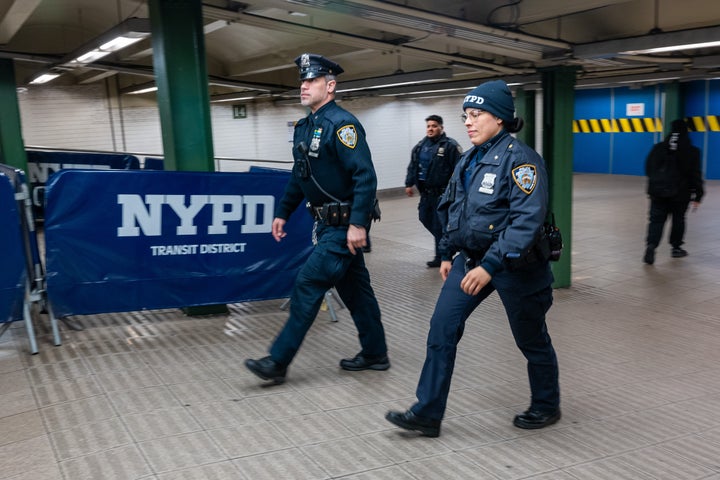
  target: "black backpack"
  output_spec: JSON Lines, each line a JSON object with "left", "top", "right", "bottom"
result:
{"left": 647, "top": 144, "right": 679, "bottom": 198}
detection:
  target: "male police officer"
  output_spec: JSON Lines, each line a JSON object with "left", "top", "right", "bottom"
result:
{"left": 405, "top": 115, "right": 462, "bottom": 267}
{"left": 245, "top": 54, "right": 389, "bottom": 384}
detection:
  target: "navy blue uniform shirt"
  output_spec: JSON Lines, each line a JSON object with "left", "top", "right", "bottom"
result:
{"left": 438, "top": 130, "right": 549, "bottom": 275}
{"left": 276, "top": 100, "right": 377, "bottom": 227}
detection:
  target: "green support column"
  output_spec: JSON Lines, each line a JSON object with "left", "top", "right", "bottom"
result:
{"left": 0, "top": 59, "right": 28, "bottom": 173}
{"left": 541, "top": 67, "right": 576, "bottom": 288}
{"left": 514, "top": 87, "right": 536, "bottom": 149}
{"left": 663, "top": 81, "right": 683, "bottom": 136}
{"left": 149, "top": 0, "right": 227, "bottom": 315}
{"left": 148, "top": 0, "right": 214, "bottom": 172}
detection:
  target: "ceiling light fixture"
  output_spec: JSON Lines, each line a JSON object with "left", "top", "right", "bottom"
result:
{"left": 28, "top": 17, "right": 151, "bottom": 85}
{"left": 336, "top": 68, "right": 453, "bottom": 93}
{"left": 575, "top": 25, "right": 720, "bottom": 59}
{"left": 120, "top": 81, "right": 157, "bottom": 95}
{"left": 29, "top": 72, "right": 61, "bottom": 84}
{"left": 621, "top": 40, "right": 720, "bottom": 55}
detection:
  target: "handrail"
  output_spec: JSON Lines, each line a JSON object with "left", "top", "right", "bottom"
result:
{"left": 25, "top": 145, "right": 293, "bottom": 169}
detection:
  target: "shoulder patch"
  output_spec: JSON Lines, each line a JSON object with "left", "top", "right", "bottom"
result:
{"left": 336, "top": 124, "right": 357, "bottom": 149}
{"left": 512, "top": 164, "right": 538, "bottom": 194}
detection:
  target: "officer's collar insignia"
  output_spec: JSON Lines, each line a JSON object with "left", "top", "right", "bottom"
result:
{"left": 300, "top": 54, "right": 310, "bottom": 68}
{"left": 512, "top": 164, "right": 537, "bottom": 194}
{"left": 337, "top": 125, "right": 357, "bottom": 149}
{"left": 479, "top": 140, "right": 494, "bottom": 153}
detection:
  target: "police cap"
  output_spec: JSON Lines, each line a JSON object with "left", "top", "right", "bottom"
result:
{"left": 295, "top": 53, "right": 344, "bottom": 80}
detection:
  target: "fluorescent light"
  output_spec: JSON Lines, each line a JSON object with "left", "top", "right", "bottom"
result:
{"left": 100, "top": 35, "right": 145, "bottom": 52}
{"left": 336, "top": 68, "right": 453, "bottom": 93}
{"left": 621, "top": 40, "right": 720, "bottom": 55}
{"left": 127, "top": 86, "right": 158, "bottom": 94}
{"left": 29, "top": 73, "right": 61, "bottom": 84}
{"left": 575, "top": 25, "right": 720, "bottom": 59}
{"left": 64, "top": 33, "right": 149, "bottom": 67}
{"left": 25, "top": 18, "right": 152, "bottom": 84}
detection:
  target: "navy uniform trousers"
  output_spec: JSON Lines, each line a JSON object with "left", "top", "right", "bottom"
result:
{"left": 270, "top": 223, "right": 387, "bottom": 366}
{"left": 418, "top": 192, "right": 443, "bottom": 258}
{"left": 412, "top": 254, "right": 559, "bottom": 421}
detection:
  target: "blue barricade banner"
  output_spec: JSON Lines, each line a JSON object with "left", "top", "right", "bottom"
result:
{"left": 0, "top": 173, "right": 26, "bottom": 323}
{"left": 44, "top": 170, "right": 312, "bottom": 316}
{"left": 26, "top": 150, "right": 141, "bottom": 219}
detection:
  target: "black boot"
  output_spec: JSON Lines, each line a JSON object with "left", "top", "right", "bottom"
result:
{"left": 513, "top": 409, "right": 561, "bottom": 429}
{"left": 385, "top": 410, "right": 441, "bottom": 437}
{"left": 245, "top": 356, "right": 287, "bottom": 384}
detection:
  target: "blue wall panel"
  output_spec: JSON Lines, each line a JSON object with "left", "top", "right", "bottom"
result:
{"left": 611, "top": 133, "right": 654, "bottom": 175}
{"left": 611, "top": 87, "right": 657, "bottom": 175}
{"left": 685, "top": 80, "right": 706, "bottom": 117}
{"left": 573, "top": 134, "right": 611, "bottom": 173}
{"left": 708, "top": 81, "right": 720, "bottom": 179}
{"left": 573, "top": 89, "right": 612, "bottom": 173}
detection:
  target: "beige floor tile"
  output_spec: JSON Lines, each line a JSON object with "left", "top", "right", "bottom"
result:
{"left": 270, "top": 411, "right": 353, "bottom": 446}
{"left": 232, "top": 448, "right": 328, "bottom": 480}
{"left": 49, "top": 417, "right": 132, "bottom": 460}
{"left": 400, "top": 452, "right": 499, "bottom": 479}
{"left": 59, "top": 444, "right": 153, "bottom": 480}
{"left": 40, "top": 395, "right": 117, "bottom": 432}
{"left": 122, "top": 406, "right": 202, "bottom": 442}
{"left": 184, "top": 399, "right": 263, "bottom": 430}
{"left": 1, "top": 175, "right": 719, "bottom": 479}
{"left": 207, "top": 422, "right": 293, "bottom": 458}
{"left": 32, "top": 376, "right": 103, "bottom": 407}
{"left": 138, "top": 431, "right": 227, "bottom": 474}
{"left": 301, "top": 437, "right": 393, "bottom": 477}
{"left": 0, "top": 435, "right": 57, "bottom": 479}
{"left": 156, "top": 461, "right": 245, "bottom": 480}
{"left": 0, "top": 411, "right": 45, "bottom": 447}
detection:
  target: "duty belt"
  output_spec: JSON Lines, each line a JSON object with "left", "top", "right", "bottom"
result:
{"left": 306, "top": 202, "right": 351, "bottom": 226}
{"left": 421, "top": 186, "right": 445, "bottom": 196}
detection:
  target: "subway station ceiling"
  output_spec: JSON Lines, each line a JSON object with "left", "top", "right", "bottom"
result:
{"left": 1, "top": 0, "right": 719, "bottom": 102}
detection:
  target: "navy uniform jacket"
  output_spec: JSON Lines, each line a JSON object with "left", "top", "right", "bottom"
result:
{"left": 275, "top": 100, "right": 377, "bottom": 227}
{"left": 405, "top": 133, "right": 462, "bottom": 192}
{"left": 438, "top": 130, "right": 548, "bottom": 275}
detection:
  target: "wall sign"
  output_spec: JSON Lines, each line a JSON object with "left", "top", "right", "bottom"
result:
{"left": 233, "top": 104, "right": 247, "bottom": 119}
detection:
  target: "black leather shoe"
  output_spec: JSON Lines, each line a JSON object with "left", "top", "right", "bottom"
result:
{"left": 671, "top": 247, "right": 688, "bottom": 258}
{"left": 339, "top": 353, "right": 390, "bottom": 371}
{"left": 643, "top": 246, "right": 655, "bottom": 265}
{"left": 245, "top": 356, "right": 287, "bottom": 384}
{"left": 385, "top": 410, "right": 441, "bottom": 437}
{"left": 513, "top": 409, "right": 561, "bottom": 429}
{"left": 426, "top": 258, "right": 441, "bottom": 268}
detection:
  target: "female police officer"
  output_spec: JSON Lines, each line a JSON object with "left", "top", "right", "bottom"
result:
{"left": 386, "top": 80, "right": 560, "bottom": 437}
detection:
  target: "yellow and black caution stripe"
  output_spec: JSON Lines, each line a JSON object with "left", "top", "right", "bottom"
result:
{"left": 573, "top": 117, "right": 662, "bottom": 133}
{"left": 685, "top": 115, "right": 720, "bottom": 132}
{"left": 573, "top": 115, "right": 720, "bottom": 133}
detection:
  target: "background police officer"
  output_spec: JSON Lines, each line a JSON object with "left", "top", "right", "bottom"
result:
{"left": 386, "top": 80, "right": 560, "bottom": 437}
{"left": 245, "top": 53, "right": 389, "bottom": 384}
{"left": 405, "top": 115, "right": 462, "bottom": 267}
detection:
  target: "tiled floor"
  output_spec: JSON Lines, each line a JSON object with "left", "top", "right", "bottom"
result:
{"left": 2, "top": 173, "right": 720, "bottom": 480}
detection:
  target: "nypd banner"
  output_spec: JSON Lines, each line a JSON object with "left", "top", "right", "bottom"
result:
{"left": 44, "top": 170, "right": 313, "bottom": 316}
{"left": 0, "top": 173, "right": 26, "bottom": 323}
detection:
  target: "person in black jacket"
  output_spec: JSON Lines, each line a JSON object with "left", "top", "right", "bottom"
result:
{"left": 405, "top": 115, "right": 463, "bottom": 267}
{"left": 245, "top": 54, "right": 389, "bottom": 384}
{"left": 643, "top": 119, "right": 704, "bottom": 264}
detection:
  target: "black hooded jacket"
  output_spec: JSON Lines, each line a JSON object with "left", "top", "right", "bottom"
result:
{"left": 645, "top": 123, "right": 704, "bottom": 203}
